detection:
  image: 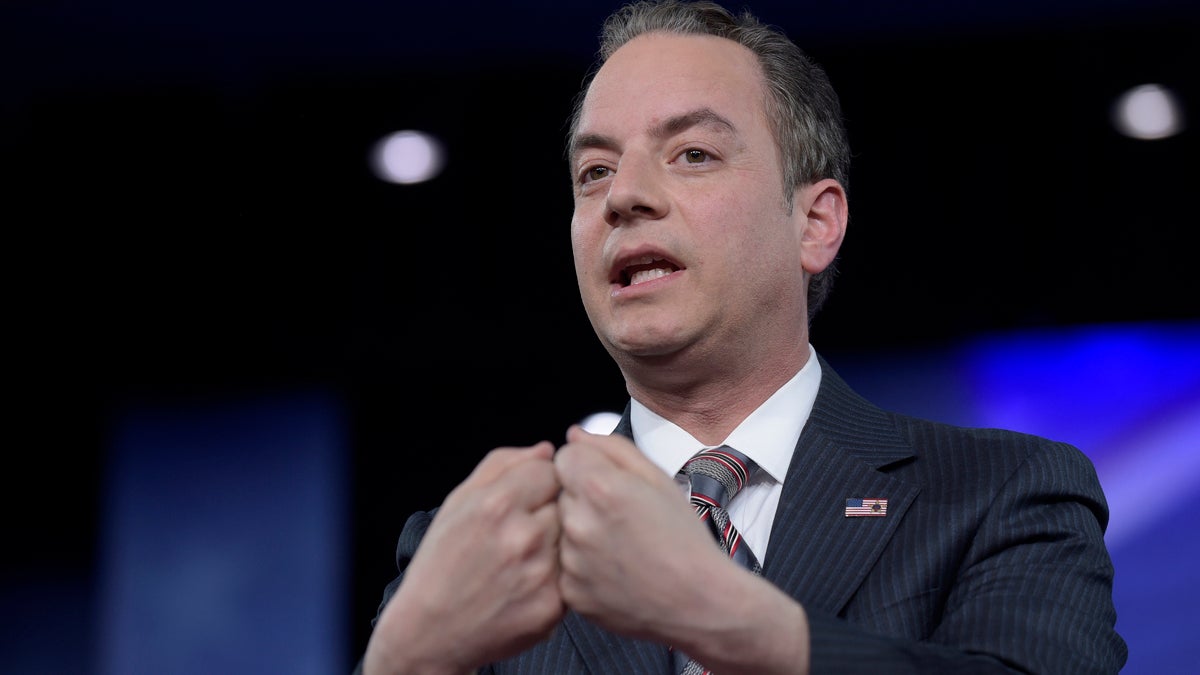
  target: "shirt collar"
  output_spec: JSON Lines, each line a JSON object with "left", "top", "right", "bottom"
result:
{"left": 632, "top": 345, "right": 822, "bottom": 483}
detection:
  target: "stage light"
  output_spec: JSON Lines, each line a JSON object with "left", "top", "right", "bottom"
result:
{"left": 370, "top": 130, "right": 446, "bottom": 184}
{"left": 1112, "top": 84, "right": 1185, "bottom": 140}
{"left": 579, "top": 411, "right": 621, "bottom": 434}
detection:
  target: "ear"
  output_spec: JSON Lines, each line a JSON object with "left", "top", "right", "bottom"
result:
{"left": 795, "top": 178, "right": 848, "bottom": 275}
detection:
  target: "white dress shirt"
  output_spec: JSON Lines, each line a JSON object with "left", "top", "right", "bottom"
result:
{"left": 631, "top": 345, "right": 823, "bottom": 561}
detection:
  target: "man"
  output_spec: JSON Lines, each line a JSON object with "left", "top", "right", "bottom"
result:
{"left": 358, "top": 1, "right": 1127, "bottom": 673}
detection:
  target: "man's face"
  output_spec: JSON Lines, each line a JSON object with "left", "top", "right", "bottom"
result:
{"left": 569, "top": 32, "right": 809, "bottom": 369}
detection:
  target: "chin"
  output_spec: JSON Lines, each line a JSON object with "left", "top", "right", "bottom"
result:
{"left": 605, "top": 328, "right": 690, "bottom": 359}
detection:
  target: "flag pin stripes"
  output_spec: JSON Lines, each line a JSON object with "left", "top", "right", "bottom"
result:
{"left": 845, "top": 498, "right": 888, "bottom": 517}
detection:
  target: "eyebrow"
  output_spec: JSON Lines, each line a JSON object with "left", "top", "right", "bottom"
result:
{"left": 654, "top": 107, "right": 736, "bottom": 139}
{"left": 569, "top": 107, "right": 737, "bottom": 166}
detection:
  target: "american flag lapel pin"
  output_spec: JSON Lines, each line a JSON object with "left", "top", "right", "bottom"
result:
{"left": 845, "top": 498, "right": 888, "bottom": 517}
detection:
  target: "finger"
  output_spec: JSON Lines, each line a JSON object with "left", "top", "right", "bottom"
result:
{"left": 564, "top": 423, "right": 594, "bottom": 444}
{"left": 444, "top": 443, "right": 558, "bottom": 519}
{"left": 553, "top": 440, "right": 616, "bottom": 495}
{"left": 466, "top": 440, "right": 556, "bottom": 486}
{"left": 530, "top": 498, "right": 561, "bottom": 556}
{"left": 493, "top": 450, "right": 562, "bottom": 510}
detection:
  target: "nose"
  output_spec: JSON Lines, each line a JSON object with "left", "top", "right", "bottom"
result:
{"left": 604, "top": 154, "right": 668, "bottom": 225}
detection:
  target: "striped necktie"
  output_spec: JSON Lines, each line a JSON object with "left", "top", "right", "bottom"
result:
{"left": 671, "top": 445, "right": 762, "bottom": 675}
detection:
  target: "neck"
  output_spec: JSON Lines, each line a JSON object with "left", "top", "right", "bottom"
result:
{"left": 621, "top": 342, "right": 811, "bottom": 446}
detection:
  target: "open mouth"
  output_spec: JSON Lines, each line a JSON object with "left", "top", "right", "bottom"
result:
{"left": 619, "top": 255, "right": 681, "bottom": 287}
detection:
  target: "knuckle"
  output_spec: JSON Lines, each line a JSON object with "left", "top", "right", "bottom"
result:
{"left": 580, "top": 472, "right": 616, "bottom": 507}
{"left": 497, "top": 518, "right": 542, "bottom": 561}
{"left": 477, "top": 488, "right": 516, "bottom": 519}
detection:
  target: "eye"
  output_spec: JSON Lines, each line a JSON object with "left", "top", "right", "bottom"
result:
{"left": 582, "top": 165, "right": 612, "bottom": 183}
{"left": 682, "top": 148, "right": 710, "bottom": 164}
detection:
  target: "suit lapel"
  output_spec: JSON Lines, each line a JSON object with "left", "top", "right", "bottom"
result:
{"left": 763, "top": 355, "right": 919, "bottom": 614}
{"left": 598, "top": 356, "right": 920, "bottom": 647}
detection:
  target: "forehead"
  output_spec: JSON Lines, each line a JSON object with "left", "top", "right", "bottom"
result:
{"left": 577, "top": 32, "right": 769, "bottom": 138}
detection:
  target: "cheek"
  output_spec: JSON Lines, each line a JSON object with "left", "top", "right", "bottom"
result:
{"left": 701, "top": 192, "right": 786, "bottom": 253}
{"left": 569, "top": 218, "right": 589, "bottom": 260}
{"left": 721, "top": 204, "right": 801, "bottom": 284}
{"left": 570, "top": 217, "right": 603, "bottom": 284}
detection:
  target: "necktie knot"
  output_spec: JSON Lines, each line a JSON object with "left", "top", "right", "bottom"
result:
{"left": 681, "top": 445, "right": 755, "bottom": 509}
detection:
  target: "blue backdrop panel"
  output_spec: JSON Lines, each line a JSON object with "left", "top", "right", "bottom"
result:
{"left": 98, "top": 390, "right": 347, "bottom": 675}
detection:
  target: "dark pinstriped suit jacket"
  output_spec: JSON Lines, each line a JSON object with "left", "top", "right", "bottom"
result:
{"left": 361, "top": 355, "right": 1127, "bottom": 674}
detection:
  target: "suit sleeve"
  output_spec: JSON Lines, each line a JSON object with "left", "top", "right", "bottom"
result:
{"left": 806, "top": 440, "right": 1126, "bottom": 674}
{"left": 352, "top": 509, "right": 444, "bottom": 675}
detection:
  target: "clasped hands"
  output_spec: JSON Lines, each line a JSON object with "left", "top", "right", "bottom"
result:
{"left": 368, "top": 424, "right": 753, "bottom": 674}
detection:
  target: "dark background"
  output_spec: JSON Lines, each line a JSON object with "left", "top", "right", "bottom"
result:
{"left": 3, "top": 0, "right": 1197, "bottom": 671}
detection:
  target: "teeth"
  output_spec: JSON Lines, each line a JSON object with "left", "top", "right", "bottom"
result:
{"left": 629, "top": 267, "right": 673, "bottom": 285}
{"left": 629, "top": 255, "right": 662, "bottom": 266}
